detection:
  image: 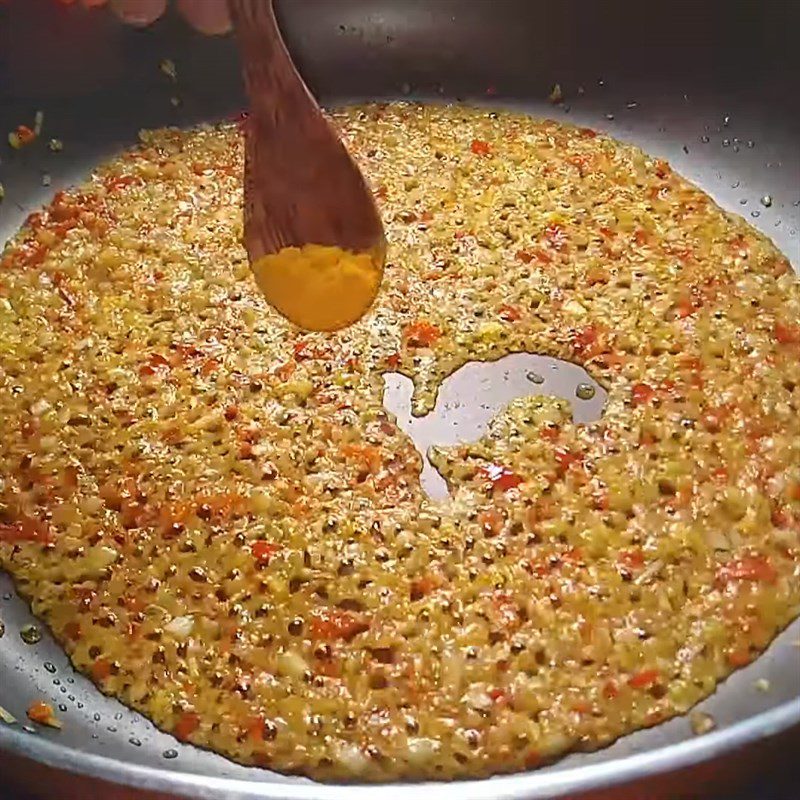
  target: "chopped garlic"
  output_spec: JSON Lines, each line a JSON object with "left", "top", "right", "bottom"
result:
{"left": 406, "top": 737, "right": 439, "bottom": 765}
{"left": 335, "top": 742, "right": 370, "bottom": 774}
{"left": 277, "top": 650, "right": 308, "bottom": 679}
{"left": 30, "top": 399, "right": 51, "bottom": 415}
{"left": 689, "top": 710, "right": 716, "bottom": 735}
{"left": 165, "top": 615, "right": 194, "bottom": 639}
{"left": 549, "top": 83, "right": 563, "bottom": 104}
{"left": 159, "top": 58, "right": 177, "bottom": 81}
{"left": 563, "top": 299, "right": 588, "bottom": 316}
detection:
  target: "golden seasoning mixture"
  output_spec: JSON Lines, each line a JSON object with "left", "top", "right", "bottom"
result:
{"left": 0, "top": 104, "right": 799, "bottom": 781}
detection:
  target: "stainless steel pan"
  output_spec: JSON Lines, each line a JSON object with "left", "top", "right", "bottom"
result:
{"left": 0, "top": 1, "right": 798, "bottom": 797}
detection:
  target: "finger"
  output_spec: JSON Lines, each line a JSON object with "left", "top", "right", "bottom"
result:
{"left": 176, "top": 0, "right": 232, "bottom": 35}
{"left": 109, "top": 0, "right": 168, "bottom": 26}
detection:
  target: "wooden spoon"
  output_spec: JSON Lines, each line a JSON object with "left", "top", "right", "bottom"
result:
{"left": 228, "top": 0, "right": 386, "bottom": 330}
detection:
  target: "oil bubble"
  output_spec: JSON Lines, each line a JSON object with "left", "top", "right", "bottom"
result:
{"left": 20, "top": 624, "right": 41, "bottom": 645}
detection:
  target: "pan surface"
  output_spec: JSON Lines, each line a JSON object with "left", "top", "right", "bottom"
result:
{"left": 0, "top": 0, "right": 798, "bottom": 797}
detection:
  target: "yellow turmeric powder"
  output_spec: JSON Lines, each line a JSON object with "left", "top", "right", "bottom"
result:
{"left": 252, "top": 244, "right": 383, "bottom": 331}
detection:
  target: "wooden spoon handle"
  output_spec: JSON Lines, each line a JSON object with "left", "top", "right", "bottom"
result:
{"left": 229, "top": 0, "right": 385, "bottom": 258}
{"left": 227, "top": 0, "right": 318, "bottom": 121}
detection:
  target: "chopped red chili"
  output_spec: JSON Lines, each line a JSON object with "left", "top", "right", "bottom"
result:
{"left": 631, "top": 382, "right": 657, "bottom": 406}
{"left": 91, "top": 658, "right": 112, "bottom": 682}
{"left": 252, "top": 540, "right": 282, "bottom": 565}
{"left": 479, "top": 463, "right": 523, "bottom": 491}
{"left": 174, "top": 711, "right": 201, "bottom": 741}
{"left": 774, "top": 322, "right": 799, "bottom": 345}
{"left": 628, "top": 669, "right": 660, "bottom": 689}
{"left": 309, "top": 608, "right": 370, "bottom": 641}
{"left": 497, "top": 304, "right": 522, "bottom": 322}
{"left": 716, "top": 555, "right": 777, "bottom": 586}
{"left": 403, "top": 321, "right": 442, "bottom": 348}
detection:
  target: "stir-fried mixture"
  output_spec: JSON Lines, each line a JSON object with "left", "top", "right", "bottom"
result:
{"left": 0, "top": 104, "right": 798, "bottom": 781}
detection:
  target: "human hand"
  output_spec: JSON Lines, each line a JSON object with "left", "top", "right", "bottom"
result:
{"left": 93, "top": 0, "right": 232, "bottom": 35}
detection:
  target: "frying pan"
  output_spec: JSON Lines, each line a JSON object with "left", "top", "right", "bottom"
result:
{"left": 0, "top": 0, "right": 798, "bottom": 797}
